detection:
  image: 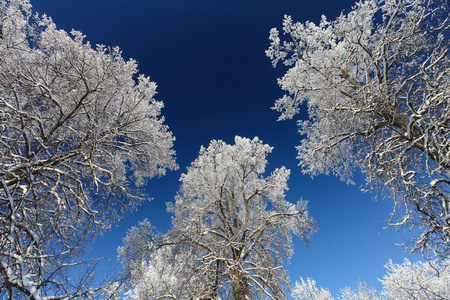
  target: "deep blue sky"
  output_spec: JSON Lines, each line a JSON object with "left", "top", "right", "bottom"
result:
{"left": 33, "top": 0, "right": 419, "bottom": 296}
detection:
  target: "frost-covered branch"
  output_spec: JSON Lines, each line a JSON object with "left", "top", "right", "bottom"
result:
{"left": 120, "top": 136, "right": 316, "bottom": 299}
{"left": 267, "top": 0, "right": 450, "bottom": 258}
{"left": 0, "top": 0, "right": 177, "bottom": 298}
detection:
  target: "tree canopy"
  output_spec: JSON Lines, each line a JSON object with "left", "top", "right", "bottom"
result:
{"left": 0, "top": 0, "right": 177, "bottom": 298}
{"left": 2, "top": 0, "right": 450, "bottom": 297}
{"left": 267, "top": 0, "right": 450, "bottom": 258}
{"left": 120, "top": 136, "right": 316, "bottom": 300}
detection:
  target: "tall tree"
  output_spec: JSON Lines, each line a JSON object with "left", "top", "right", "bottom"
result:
{"left": 0, "top": 0, "right": 177, "bottom": 298}
{"left": 266, "top": 0, "right": 450, "bottom": 258}
{"left": 120, "top": 136, "right": 316, "bottom": 300}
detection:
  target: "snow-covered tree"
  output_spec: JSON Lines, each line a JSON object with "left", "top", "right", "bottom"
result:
{"left": 292, "top": 259, "right": 450, "bottom": 300}
{"left": 381, "top": 258, "right": 450, "bottom": 299}
{"left": 120, "top": 136, "right": 316, "bottom": 300}
{"left": 119, "top": 219, "right": 210, "bottom": 300}
{"left": 291, "top": 278, "right": 334, "bottom": 300}
{"left": 293, "top": 280, "right": 383, "bottom": 300}
{"left": 266, "top": 0, "right": 450, "bottom": 258}
{"left": 339, "top": 282, "right": 383, "bottom": 300}
{"left": 0, "top": 0, "right": 177, "bottom": 298}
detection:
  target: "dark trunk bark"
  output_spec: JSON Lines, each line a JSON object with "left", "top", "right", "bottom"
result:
{"left": 232, "top": 269, "right": 249, "bottom": 300}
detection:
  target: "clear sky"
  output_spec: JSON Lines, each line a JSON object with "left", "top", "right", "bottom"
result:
{"left": 32, "top": 0, "right": 419, "bottom": 297}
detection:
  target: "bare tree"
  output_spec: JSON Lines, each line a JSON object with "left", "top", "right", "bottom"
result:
{"left": 0, "top": 0, "right": 177, "bottom": 298}
{"left": 266, "top": 0, "right": 450, "bottom": 258}
{"left": 120, "top": 136, "right": 316, "bottom": 300}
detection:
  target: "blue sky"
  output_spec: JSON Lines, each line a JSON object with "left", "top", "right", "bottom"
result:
{"left": 33, "top": 0, "right": 419, "bottom": 296}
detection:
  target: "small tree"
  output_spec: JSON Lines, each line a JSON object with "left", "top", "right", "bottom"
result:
{"left": 119, "top": 219, "right": 208, "bottom": 300}
{"left": 293, "top": 280, "right": 383, "bottom": 300}
{"left": 381, "top": 259, "right": 450, "bottom": 300}
{"left": 120, "top": 136, "right": 316, "bottom": 300}
{"left": 0, "top": 0, "right": 177, "bottom": 298}
{"left": 292, "top": 259, "right": 450, "bottom": 300}
{"left": 291, "top": 278, "right": 334, "bottom": 300}
{"left": 267, "top": 0, "right": 450, "bottom": 258}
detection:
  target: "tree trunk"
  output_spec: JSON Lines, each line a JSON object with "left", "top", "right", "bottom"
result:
{"left": 232, "top": 269, "right": 249, "bottom": 300}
